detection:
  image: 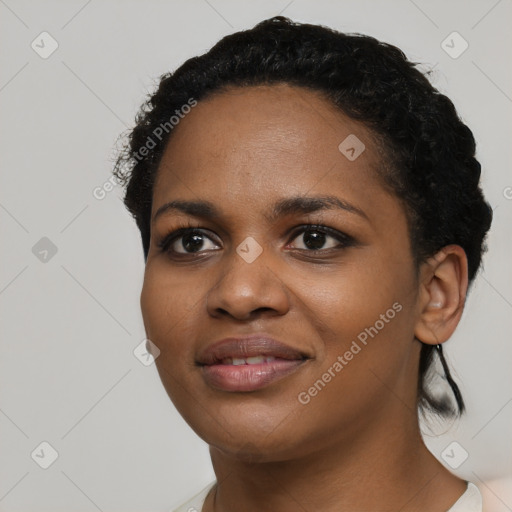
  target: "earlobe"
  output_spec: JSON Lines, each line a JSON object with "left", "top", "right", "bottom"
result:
{"left": 414, "top": 245, "right": 469, "bottom": 346}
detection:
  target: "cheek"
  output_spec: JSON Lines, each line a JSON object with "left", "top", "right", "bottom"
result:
{"left": 294, "top": 248, "right": 414, "bottom": 335}
{"left": 290, "top": 250, "right": 418, "bottom": 392}
{"left": 140, "top": 264, "right": 205, "bottom": 360}
{"left": 139, "top": 266, "right": 209, "bottom": 413}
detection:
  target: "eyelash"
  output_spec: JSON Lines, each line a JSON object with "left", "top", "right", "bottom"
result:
{"left": 156, "top": 223, "right": 356, "bottom": 257}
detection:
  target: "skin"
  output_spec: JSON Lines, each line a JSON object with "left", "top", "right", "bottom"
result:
{"left": 140, "top": 84, "right": 469, "bottom": 511}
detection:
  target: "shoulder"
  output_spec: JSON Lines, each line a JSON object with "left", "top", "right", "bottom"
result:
{"left": 172, "top": 480, "right": 482, "bottom": 511}
{"left": 172, "top": 482, "right": 216, "bottom": 512}
{"left": 447, "top": 482, "right": 482, "bottom": 512}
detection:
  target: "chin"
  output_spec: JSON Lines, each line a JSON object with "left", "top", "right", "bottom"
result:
{"left": 208, "top": 436, "right": 302, "bottom": 464}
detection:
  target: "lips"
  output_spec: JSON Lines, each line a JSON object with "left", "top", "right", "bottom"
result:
{"left": 197, "top": 336, "right": 309, "bottom": 365}
{"left": 197, "top": 335, "right": 309, "bottom": 392}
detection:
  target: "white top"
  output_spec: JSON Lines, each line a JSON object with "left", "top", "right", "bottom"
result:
{"left": 447, "top": 482, "right": 482, "bottom": 512}
{"left": 172, "top": 481, "right": 482, "bottom": 511}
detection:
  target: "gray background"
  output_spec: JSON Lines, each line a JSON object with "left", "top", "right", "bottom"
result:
{"left": 0, "top": 0, "right": 511, "bottom": 510}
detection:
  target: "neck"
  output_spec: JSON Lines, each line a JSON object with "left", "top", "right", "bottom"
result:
{"left": 205, "top": 405, "right": 465, "bottom": 512}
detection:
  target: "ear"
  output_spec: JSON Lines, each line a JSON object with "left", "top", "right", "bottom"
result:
{"left": 414, "top": 245, "right": 469, "bottom": 345}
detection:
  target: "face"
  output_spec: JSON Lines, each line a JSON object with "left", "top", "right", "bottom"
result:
{"left": 141, "top": 84, "right": 423, "bottom": 461}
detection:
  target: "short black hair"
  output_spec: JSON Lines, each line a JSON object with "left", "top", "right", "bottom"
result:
{"left": 113, "top": 16, "right": 492, "bottom": 418}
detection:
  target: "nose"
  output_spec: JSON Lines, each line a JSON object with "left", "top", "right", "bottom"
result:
{"left": 206, "top": 245, "right": 290, "bottom": 321}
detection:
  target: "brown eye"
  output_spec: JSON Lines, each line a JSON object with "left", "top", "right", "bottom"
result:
{"left": 289, "top": 226, "right": 353, "bottom": 251}
{"left": 159, "top": 228, "right": 220, "bottom": 255}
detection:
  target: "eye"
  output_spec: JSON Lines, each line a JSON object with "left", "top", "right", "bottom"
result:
{"left": 287, "top": 225, "right": 354, "bottom": 251}
{"left": 158, "top": 228, "right": 220, "bottom": 255}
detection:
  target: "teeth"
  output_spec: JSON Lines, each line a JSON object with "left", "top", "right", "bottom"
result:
{"left": 246, "top": 356, "right": 265, "bottom": 364}
{"left": 220, "top": 356, "right": 277, "bottom": 365}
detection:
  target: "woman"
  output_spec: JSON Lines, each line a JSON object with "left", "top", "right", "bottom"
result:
{"left": 113, "top": 16, "right": 491, "bottom": 512}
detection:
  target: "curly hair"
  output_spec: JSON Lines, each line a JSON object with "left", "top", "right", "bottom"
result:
{"left": 113, "top": 16, "right": 492, "bottom": 418}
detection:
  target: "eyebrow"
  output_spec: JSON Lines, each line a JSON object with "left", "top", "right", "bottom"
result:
{"left": 152, "top": 195, "right": 369, "bottom": 224}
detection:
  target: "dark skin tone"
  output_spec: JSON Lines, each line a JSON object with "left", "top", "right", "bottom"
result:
{"left": 140, "top": 84, "right": 469, "bottom": 511}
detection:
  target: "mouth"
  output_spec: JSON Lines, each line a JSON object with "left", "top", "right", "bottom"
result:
{"left": 197, "top": 336, "right": 310, "bottom": 392}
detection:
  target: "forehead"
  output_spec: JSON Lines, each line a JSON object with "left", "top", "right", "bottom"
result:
{"left": 158, "top": 84, "right": 380, "bottom": 162}
{"left": 152, "top": 84, "right": 391, "bottom": 218}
